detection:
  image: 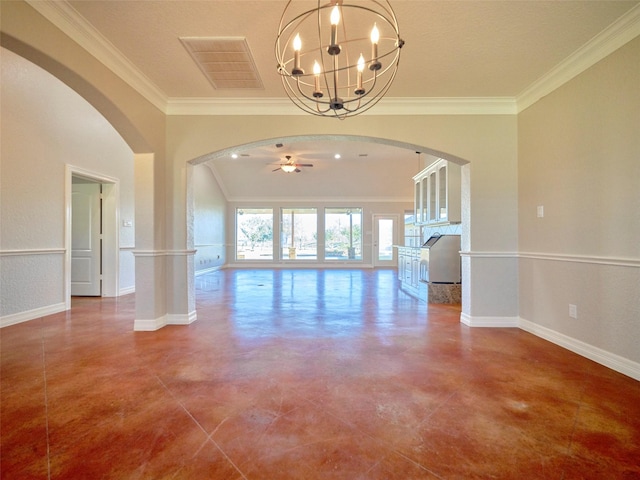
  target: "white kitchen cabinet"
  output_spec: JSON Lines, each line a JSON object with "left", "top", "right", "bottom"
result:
{"left": 396, "top": 246, "right": 426, "bottom": 301}
{"left": 412, "top": 159, "right": 461, "bottom": 226}
{"left": 414, "top": 181, "right": 422, "bottom": 225}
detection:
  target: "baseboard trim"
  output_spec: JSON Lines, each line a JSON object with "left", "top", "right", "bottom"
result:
{"left": 460, "top": 313, "right": 519, "bottom": 327}
{"left": 460, "top": 314, "right": 640, "bottom": 380}
{"left": 227, "top": 263, "right": 375, "bottom": 269}
{"left": 1, "top": 302, "right": 68, "bottom": 328}
{"left": 519, "top": 318, "right": 640, "bottom": 381}
{"left": 167, "top": 310, "right": 197, "bottom": 325}
{"left": 134, "top": 316, "right": 167, "bottom": 331}
{"left": 119, "top": 286, "right": 135, "bottom": 296}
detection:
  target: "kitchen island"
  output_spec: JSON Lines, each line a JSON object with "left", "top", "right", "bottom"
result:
{"left": 395, "top": 245, "right": 461, "bottom": 304}
{"left": 395, "top": 246, "right": 427, "bottom": 302}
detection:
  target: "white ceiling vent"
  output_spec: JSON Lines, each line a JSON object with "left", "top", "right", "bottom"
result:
{"left": 180, "top": 37, "right": 263, "bottom": 90}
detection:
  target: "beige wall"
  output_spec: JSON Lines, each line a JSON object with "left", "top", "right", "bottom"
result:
{"left": 1, "top": 1, "right": 173, "bottom": 326}
{"left": 2, "top": 0, "right": 637, "bottom": 375}
{"left": 0, "top": 48, "right": 135, "bottom": 320}
{"left": 167, "top": 114, "right": 518, "bottom": 251}
{"left": 194, "top": 164, "right": 227, "bottom": 272}
{"left": 167, "top": 113, "right": 519, "bottom": 321}
{"left": 518, "top": 36, "right": 640, "bottom": 366}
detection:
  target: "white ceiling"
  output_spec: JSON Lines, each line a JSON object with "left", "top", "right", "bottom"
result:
{"left": 204, "top": 139, "right": 429, "bottom": 201}
{"left": 64, "top": 0, "right": 639, "bottom": 100}
{"left": 29, "top": 0, "right": 640, "bottom": 200}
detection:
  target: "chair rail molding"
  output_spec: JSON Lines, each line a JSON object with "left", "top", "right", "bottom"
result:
{"left": 0, "top": 248, "right": 65, "bottom": 256}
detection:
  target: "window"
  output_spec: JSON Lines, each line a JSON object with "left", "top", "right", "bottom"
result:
{"left": 236, "top": 208, "right": 273, "bottom": 260}
{"left": 325, "top": 208, "right": 362, "bottom": 260}
{"left": 281, "top": 208, "right": 317, "bottom": 260}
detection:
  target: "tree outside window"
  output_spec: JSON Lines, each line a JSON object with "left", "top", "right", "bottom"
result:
{"left": 325, "top": 208, "right": 362, "bottom": 260}
{"left": 281, "top": 208, "right": 317, "bottom": 260}
{"left": 236, "top": 208, "right": 273, "bottom": 260}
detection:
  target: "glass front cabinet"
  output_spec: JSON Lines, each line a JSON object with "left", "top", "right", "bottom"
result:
{"left": 412, "top": 159, "right": 461, "bottom": 226}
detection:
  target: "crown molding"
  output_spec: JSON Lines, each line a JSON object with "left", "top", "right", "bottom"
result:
{"left": 27, "top": 1, "right": 639, "bottom": 117}
{"left": 166, "top": 97, "right": 303, "bottom": 116}
{"left": 516, "top": 3, "right": 640, "bottom": 113}
{"left": 26, "top": 0, "right": 167, "bottom": 112}
{"left": 165, "top": 97, "right": 517, "bottom": 116}
{"left": 372, "top": 97, "right": 518, "bottom": 115}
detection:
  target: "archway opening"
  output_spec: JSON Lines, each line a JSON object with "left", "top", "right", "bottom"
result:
{"left": 187, "top": 134, "right": 471, "bottom": 312}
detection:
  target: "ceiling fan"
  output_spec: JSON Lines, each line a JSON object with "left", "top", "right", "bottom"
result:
{"left": 272, "top": 155, "right": 313, "bottom": 173}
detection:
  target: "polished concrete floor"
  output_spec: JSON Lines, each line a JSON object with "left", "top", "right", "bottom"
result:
{"left": 2, "top": 269, "right": 639, "bottom": 479}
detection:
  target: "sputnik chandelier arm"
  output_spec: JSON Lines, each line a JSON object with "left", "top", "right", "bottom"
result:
{"left": 275, "top": 0, "right": 404, "bottom": 119}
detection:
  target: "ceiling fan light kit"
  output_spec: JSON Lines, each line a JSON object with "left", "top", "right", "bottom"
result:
{"left": 273, "top": 155, "right": 314, "bottom": 173}
{"left": 275, "top": 0, "right": 404, "bottom": 119}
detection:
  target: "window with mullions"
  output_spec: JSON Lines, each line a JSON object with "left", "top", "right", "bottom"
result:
{"left": 325, "top": 208, "right": 362, "bottom": 260}
{"left": 281, "top": 208, "right": 317, "bottom": 260}
{"left": 236, "top": 208, "right": 273, "bottom": 260}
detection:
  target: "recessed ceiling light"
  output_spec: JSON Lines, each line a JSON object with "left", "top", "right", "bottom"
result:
{"left": 231, "top": 153, "right": 238, "bottom": 159}
{"left": 334, "top": 154, "right": 341, "bottom": 159}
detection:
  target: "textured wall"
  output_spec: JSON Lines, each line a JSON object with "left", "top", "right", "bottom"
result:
{"left": 518, "top": 36, "right": 640, "bottom": 364}
{"left": 167, "top": 113, "right": 519, "bottom": 320}
{"left": 193, "top": 164, "right": 227, "bottom": 272}
{"left": 0, "top": 48, "right": 135, "bottom": 318}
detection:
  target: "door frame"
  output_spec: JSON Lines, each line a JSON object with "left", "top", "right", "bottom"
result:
{"left": 65, "top": 165, "right": 120, "bottom": 309}
{"left": 372, "top": 214, "right": 399, "bottom": 267}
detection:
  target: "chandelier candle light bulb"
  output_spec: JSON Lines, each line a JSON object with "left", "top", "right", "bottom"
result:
{"left": 328, "top": 6, "right": 341, "bottom": 55}
{"left": 370, "top": 23, "right": 381, "bottom": 70}
{"left": 355, "top": 54, "right": 365, "bottom": 95}
{"left": 292, "top": 34, "right": 303, "bottom": 75}
{"left": 313, "top": 61, "right": 323, "bottom": 97}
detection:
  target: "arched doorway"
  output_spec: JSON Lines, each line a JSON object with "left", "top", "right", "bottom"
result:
{"left": 187, "top": 134, "right": 471, "bottom": 312}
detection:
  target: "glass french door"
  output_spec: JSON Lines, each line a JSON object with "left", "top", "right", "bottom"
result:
{"left": 372, "top": 214, "right": 397, "bottom": 267}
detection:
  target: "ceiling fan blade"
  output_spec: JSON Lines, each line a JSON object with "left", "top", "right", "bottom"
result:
{"left": 296, "top": 164, "right": 313, "bottom": 167}
{"left": 272, "top": 167, "right": 282, "bottom": 172}
{"left": 295, "top": 168, "right": 301, "bottom": 173}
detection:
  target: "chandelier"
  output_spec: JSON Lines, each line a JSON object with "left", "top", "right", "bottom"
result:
{"left": 275, "top": 0, "right": 404, "bottom": 119}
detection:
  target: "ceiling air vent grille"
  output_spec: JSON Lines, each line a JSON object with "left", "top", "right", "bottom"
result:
{"left": 180, "top": 37, "right": 263, "bottom": 90}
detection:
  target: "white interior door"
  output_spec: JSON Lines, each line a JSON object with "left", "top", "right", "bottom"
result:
{"left": 71, "top": 182, "right": 101, "bottom": 296}
{"left": 373, "top": 214, "right": 397, "bottom": 267}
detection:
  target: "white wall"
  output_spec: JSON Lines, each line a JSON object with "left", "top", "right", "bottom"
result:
{"left": 167, "top": 113, "right": 519, "bottom": 324}
{"left": 518, "top": 36, "right": 640, "bottom": 375}
{"left": 193, "top": 164, "right": 227, "bottom": 273}
{"left": 2, "top": 9, "right": 637, "bottom": 379}
{"left": 0, "top": 48, "right": 135, "bottom": 324}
